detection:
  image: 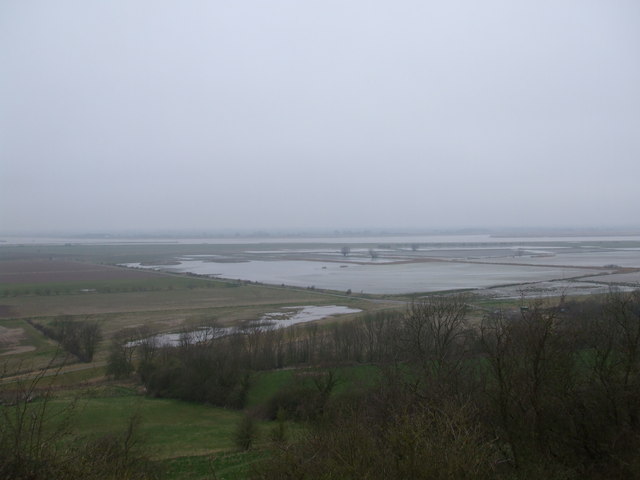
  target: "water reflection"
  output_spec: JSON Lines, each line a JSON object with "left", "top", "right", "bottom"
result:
{"left": 129, "top": 305, "right": 361, "bottom": 347}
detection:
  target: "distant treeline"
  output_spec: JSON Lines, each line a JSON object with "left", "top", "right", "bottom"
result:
{"left": 113, "top": 291, "right": 640, "bottom": 479}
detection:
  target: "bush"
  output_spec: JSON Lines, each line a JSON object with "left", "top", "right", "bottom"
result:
{"left": 269, "top": 407, "right": 288, "bottom": 444}
{"left": 106, "top": 340, "right": 135, "bottom": 379}
{"left": 261, "top": 371, "right": 337, "bottom": 421}
{"left": 255, "top": 292, "right": 640, "bottom": 479}
{"left": 234, "top": 414, "right": 257, "bottom": 451}
{"left": 256, "top": 400, "right": 497, "bottom": 479}
{"left": 0, "top": 363, "right": 158, "bottom": 480}
{"left": 140, "top": 339, "right": 251, "bottom": 409}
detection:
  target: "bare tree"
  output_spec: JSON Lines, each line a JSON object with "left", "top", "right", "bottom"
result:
{"left": 401, "top": 295, "right": 470, "bottom": 369}
{"left": 396, "top": 295, "right": 473, "bottom": 401}
{"left": 480, "top": 300, "right": 576, "bottom": 469}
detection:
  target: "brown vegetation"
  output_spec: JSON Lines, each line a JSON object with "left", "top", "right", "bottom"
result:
{"left": 0, "top": 260, "right": 167, "bottom": 284}
{"left": 254, "top": 291, "right": 640, "bottom": 479}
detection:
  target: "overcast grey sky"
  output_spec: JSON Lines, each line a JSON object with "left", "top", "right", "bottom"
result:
{"left": 1, "top": 1, "right": 639, "bottom": 234}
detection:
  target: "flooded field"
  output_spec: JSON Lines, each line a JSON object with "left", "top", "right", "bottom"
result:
{"left": 580, "top": 271, "right": 640, "bottom": 285}
{"left": 121, "top": 234, "right": 640, "bottom": 297}
{"left": 127, "top": 259, "right": 603, "bottom": 295}
{"left": 474, "top": 281, "right": 637, "bottom": 300}
{"left": 132, "top": 305, "right": 362, "bottom": 347}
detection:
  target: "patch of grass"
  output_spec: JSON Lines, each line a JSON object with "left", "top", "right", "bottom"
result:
{"left": 246, "top": 364, "right": 381, "bottom": 411}
{"left": 160, "top": 450, "right": 266, "bottom": 480}
{"left": 3, "top": 284, "right": 349, "bottom": 320}
{"left": 332, "top": 364, "right": 381, "bottom": 393}
{"left": 41, "top": 365, "right": 108, "bottom": 387}
{"left": 0, "top": 366, "right": 107, "bottom": 396}
{"left": 246, "top": 370, "right": 296, "bottom": 409}
{"left": 0, "top": 317, "right": 53, "bottom": 352}
{"left": 49, "top": 393, "right": 270, "bottom": 459}
{"left": 0, "top": 318, "right": 62, "bottom": 373}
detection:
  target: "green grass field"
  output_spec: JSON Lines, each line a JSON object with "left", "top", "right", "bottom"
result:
{"left": 246, "top": 363, "right": 381, "bottom": 410}
{"left": 162, "top": 451, "right": 266, "bottom": 480}
{"left": 30, "top": 362, "right": 379, "bottom": 478}
{"left": 63, "top": 391, "right": 259, "bottom": 458}
{"left": 3, "top": 383, "right": 272, "bottom": 479}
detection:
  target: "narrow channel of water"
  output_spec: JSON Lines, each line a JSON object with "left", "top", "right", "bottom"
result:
{"left": 128, "top": 305, "right": 361, "bottom": 347}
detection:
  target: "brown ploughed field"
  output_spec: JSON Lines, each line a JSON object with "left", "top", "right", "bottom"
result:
{"left": 0, "top": 259, "right": 166, "bottom": 284}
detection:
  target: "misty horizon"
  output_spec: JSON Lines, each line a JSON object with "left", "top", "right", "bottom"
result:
{"left": 3, "top": 225, "right": 640, "bottom": 240}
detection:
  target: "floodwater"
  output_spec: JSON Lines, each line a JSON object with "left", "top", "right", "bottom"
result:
{"left": 130, "top": 305, "right": 361, "bottom": 347}
{"left": 126, "top": 258, "right": 606, "bottom": 294}
{"left": 474, "top": 281, "right": 637, "bottom": 300}
{"left": 581, "top": 271, "right": 640, "bottom": 285}
{"left": 257, "top": 305, "right": 362, "bottom": 327}
{"left": 100, "top": 234, "right": 638, "bottom": 296}
{"left": 478, "top": 250, "right": 640, "bottom": 268}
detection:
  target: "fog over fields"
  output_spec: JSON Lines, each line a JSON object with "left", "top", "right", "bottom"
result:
{"left": 1, "top": 1, "right": 639, "bottom": 234}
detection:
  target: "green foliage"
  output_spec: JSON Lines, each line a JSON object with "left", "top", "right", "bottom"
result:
{"left": 0, "top": 364, "right": 158, "bottom": 480}
{"left": 162, "top": 451, "right": 265, "bottom": 480}
{"left": 269, "top": 407, "right": 288, "bottom": 444}
{"left": 245, "top": 370, "right": 295, "bottom": 409}
{"left": 259, "top": 370, "right": 338, "bottom": 422}
{"left": 63, "top": 394, "right": 252, "bottom": 459}
{"left": 234, "top": 414, "right": 258, "bottom": 451}
{"left": 69, "top": 413, "right": 160, "bottom": 480}
{"left": 140, "top": 339, "right": 251, "bottom": 409}
{"left": 106, "top": 339, "right": 135, "bottom": 379}
{"left": 0, "top": 374, "right": 73, "bottom": 479}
